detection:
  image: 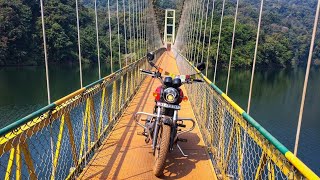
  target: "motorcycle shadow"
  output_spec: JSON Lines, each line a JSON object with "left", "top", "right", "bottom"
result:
{"left": 160, "top": 132, "right": 210, "bottom": 179}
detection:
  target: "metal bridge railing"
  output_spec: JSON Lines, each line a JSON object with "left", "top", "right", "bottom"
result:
{"left": 0, "top": 48, "right": 166, "bottom": 180}
{"left": 174, "top": 50, "right": 319, "bottom": 180}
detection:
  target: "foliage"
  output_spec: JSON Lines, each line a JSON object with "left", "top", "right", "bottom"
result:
{"left": 153, "top": 0, "right": 184, "bottom": 42}
{"left": 0, "top": 0, "right": 143, "bottom": 66}
{"left": 187, "top": 0, "right": 319, "bottom": 68}
{"left": 0, "top": 0, "right": 319, "bottom": 68}
{"left": 0, "top": 0, "right": 35, "bottom": 65}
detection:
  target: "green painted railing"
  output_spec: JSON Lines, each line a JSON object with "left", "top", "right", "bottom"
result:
{"left": 0, "top": 48, "right": 166, "bottom": 180}
{"left": 174, "top": 49, "right": 319, "bottom": 180}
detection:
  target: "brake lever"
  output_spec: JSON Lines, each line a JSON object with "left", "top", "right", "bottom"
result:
{"left": 182, "top": 78, "right": 204, "bottom": 84}
{"left": 155, "top": 71, "right": 162, "bottom": 78}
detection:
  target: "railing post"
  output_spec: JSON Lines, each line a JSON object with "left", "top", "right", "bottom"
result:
{"left": 65, "top": 113, "right": 79, "bottom": 167}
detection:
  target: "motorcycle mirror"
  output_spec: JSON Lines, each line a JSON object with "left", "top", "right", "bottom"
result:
{"left": 147, "top": 52, "right": 155, "bottom": 61}
{"left": 196, "top": 62, "right": 206, "bottom": 71}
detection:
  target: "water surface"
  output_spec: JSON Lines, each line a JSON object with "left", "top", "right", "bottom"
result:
{"left": 207, "top": 67, "right": 320, "bottom": 174}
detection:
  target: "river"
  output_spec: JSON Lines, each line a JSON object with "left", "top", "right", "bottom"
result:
{"left": 0, "top": 64, "right": 319, "bottom": 174}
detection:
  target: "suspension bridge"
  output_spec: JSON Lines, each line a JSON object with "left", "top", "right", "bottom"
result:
{"left": 0, "top": 0, "right": 319, "bottom": 179}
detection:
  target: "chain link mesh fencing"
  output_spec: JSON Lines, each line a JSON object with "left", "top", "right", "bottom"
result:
{"left": 0, "top": 48, "right": 166, "bottom": 180}
{"left": 174, "top": 50, "right": 318, "bottom": 180}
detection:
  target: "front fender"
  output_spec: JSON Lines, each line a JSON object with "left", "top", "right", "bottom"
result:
{"left": 162, "top": 117, "right": 173, "bottom": 126}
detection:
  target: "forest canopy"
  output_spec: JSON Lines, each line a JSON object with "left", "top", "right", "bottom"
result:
{"left": 0, "top": 0, "right": 319, "bottom": 68}
{"left": 0, "top": 0, "right": 141, "bottom": 66}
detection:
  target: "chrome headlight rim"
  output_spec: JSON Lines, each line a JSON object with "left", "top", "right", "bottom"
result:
{"left": 163, "top": 87, "right": 179, "bottom": 103}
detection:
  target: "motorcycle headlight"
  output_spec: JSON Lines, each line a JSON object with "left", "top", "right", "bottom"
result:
{"left": 163, "top": 87, "right": 179, "bottom": 103}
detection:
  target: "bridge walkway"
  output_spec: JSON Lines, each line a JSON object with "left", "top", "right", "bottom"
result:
{"left": 78, "top": 51, "right": 217, "bottom": 179}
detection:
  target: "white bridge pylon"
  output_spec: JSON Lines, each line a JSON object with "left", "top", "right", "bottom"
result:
{"left": 164, "top": 9, "right": 176, "bottom": 45}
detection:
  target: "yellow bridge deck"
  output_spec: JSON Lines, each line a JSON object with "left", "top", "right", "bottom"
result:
{"left": 79, "top": 52, "right": 217, "bottom": 179}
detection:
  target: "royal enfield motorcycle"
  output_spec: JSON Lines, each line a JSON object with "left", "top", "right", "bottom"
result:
{"left": 134, "top": 52, "right": 206, "bottom": 177}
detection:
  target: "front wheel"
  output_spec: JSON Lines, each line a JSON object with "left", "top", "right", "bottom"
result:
{"left": 153, "top": 124, "right": 171, "bottom": 177}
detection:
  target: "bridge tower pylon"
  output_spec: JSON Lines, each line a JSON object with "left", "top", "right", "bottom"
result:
{"left": 164, "top": 9, "right": 175, "bottom": 51}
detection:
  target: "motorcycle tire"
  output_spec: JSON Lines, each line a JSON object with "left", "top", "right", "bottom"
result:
{"left": 153, "top": 124, "right": 171, "bottom": 177}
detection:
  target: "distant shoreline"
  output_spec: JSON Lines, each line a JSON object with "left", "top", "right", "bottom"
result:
{"left": 1, "top": 64, "right": 318, "bottom": 70}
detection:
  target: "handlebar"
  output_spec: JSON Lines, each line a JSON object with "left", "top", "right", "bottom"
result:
{"left": 140, "top": 69, "right": 204, "bottom": 84}
{"left": 140, "top": 69, "right": 153, "bottom": 75}
{"left": 140, "top": 69, "right": 162, "bottom": 78}
{"left": 182, "top": 78, "right": 204, "bottom": 84}
{"left": 192, "top": 79, "right": 204, "bottom": 83}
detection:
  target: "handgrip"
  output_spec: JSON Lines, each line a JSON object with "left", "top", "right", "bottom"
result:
{"left": 140, "top": 69, "right": 153, "bottom": 75}
{"left": 193, "top": 79, "right": 204, "bottom": 83}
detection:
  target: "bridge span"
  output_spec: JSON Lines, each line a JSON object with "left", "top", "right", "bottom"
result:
{"left": 79, "top": 51, "right": 217, "bottom": 179}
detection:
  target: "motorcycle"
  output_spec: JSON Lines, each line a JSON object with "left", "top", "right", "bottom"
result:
{"left": 134, "top": 52, "right": 206, "bottom": 177}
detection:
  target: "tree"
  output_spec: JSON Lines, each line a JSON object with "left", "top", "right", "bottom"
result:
{"left": 0, "top": 0, "right": 33, "bottom": 65}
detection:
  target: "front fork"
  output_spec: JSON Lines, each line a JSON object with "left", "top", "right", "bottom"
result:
{"left": 152, "top": 107, "right": 162, "bottom": 150}
{"left": 152, "top": 107, "right": 178, "bottom": 151}
{"left": 170, "top": 110, "right": 178, "bottom": 151}
{"left": 135, "top": 108, "right": 195, "bottom": 157}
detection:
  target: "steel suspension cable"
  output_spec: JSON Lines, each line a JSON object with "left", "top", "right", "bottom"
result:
{"left": 144, "top": 0, "right": 148, "bottom": 53}
{"left": 107, "top": 0, "right": 113, "bottom": 73}
{"left": 178, "top": 2, "right": 188, "bottom": 49}
{"left": 116, "top": 0, "right": 122, "bottom": 69}
{"left": 294, "top": 0, "right": 320, "bottom": 156}
{"left": 136, "top": 0, "right": 140, "bottom": 58}
{"left": 182, "top": 0, "right": 192, "bottom": 53}
{"left": 151, "top": 3, "right": 157, "bottom": 49}
{"left": 178, "top": 1, "right": 190, "bottom": 49}
{"left": 40, "top": 2, "right": 54, "bottom": 176}
{"left": 140, "top": 1, "right": 144, "bottom": 54}
{"left": 244, "top": 2, "right": 263, "bottom": 175}
{"left": 138, "top": 0, "right": 142, "bottom": 58}
{"left": 76, "top": 0, "right": 83, "bottom": 87}
{"left": 143, "top": 0, "right": 146, "bottom": 54}
{"left": 201, "top": 0, "right": 210, "bottom": 63}
{"left": 190, "top": 0, "right": 199, "bottom": 60}
{"left": 144, "top": 0, "right": 147, "bottom": 54}
{"left": 213, "top": 0, "right": 226, "bottom": 84}
{"left": 185, "top": 0, "right": 196, "bottom": 59}
{"left": 190, "top": 1, "right": 202, "bottom": 63}
{"left": 185, "top": 1, "right": 194, "bottom": 51}
{"left": 179, "top": 2, "right": 188, "bottom": 49}
{"left": 132, "top": 0, "right": 136, "bottom": 61}
{"left": 122, "top": 0, "right": 128, "bottom": 66}
{"left": 194, "top": 0, "right": 205, "bottom": 64}
{"left": 146, "top": 0, "right": 149, "bottom": 51}
{"left": 135, "top": 0, "right": 139, "bottom": 59}
{"left": 128, "top": 0, "right": 133, "bottom": 63}
{"left": 175, "top": 0, "right": 183, "bottom": 48}
{"left": 141, "top": 0, "right": 145, "bottom": 55}
{"left": 147, "top": 0, "right": 153, "bottom": 50}
{"left": 40, "top": 0, "right": 51, "bottom": 104}
{"left": 94, "top": 0, "right": 101, "bottom": 79}
{"left": 136, "top": 0, "right": 139, "bottom": 58}
{"left": 205, "top": 0, "right": 215, "bottom": 76}
{"left": 196, "top": 0, "right": 206, "bottom": 63}
{"left": 189, "top": 0, "right": 198, "bottom": 59}
{"left": 247, "top": 0, "right": 264, "bottom": 114}
{"left": 146, "top": 0, "right": 150, "bottom": 52}
{"left": 141, "top": 0, "right": 144, "bottom": 53}
{"left": 225, "top": 0, "right": 239, "bottom": 95}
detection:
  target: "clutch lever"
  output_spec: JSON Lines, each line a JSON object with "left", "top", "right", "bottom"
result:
{"left": 182, "top": 78, "right": 204, "bottom": 84}
{"left": 193, "top": 79, "right": 204, "bottom": 83}
{"left": 140, "top": 69, "right": 154, "bottom": 75}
